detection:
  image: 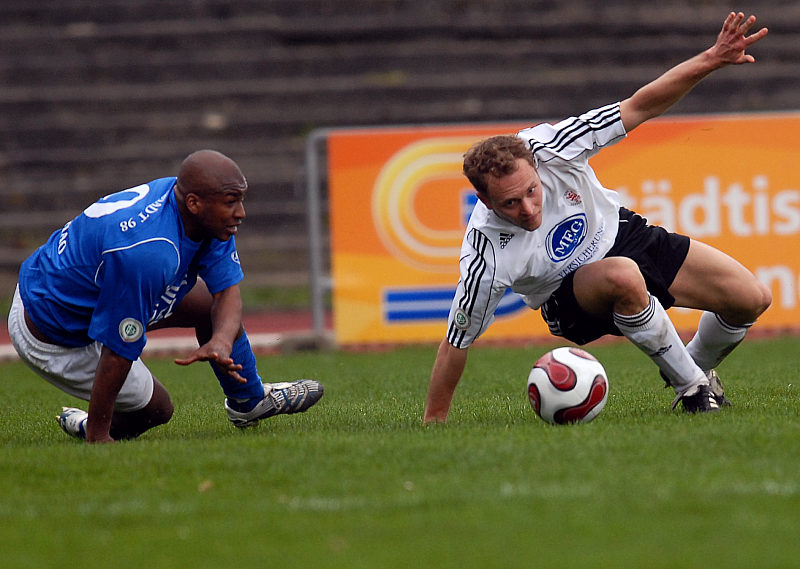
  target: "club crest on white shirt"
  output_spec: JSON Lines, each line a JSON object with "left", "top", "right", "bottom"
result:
{"left": 454, "top": 307, "right": 470, "bottom": 330}
{"left": 564, "top": 189, "right": 582, "bottom": 205}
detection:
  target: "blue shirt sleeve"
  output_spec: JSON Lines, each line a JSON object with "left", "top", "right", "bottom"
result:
{"left": 88, "top": 240, "right": 179, "bottom": 360}
{"left": 197, "top": 236, "right": 244, "bottom": 294}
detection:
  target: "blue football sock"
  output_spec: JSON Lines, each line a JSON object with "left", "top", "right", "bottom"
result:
{"left": 211, "top": 331, "right": 265, "bottom": 405}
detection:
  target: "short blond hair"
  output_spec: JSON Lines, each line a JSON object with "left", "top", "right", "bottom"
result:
{"left": 463, "top": 135, "right": 534, "bottom": 195}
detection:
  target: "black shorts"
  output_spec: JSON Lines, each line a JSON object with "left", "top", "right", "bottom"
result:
{"left": 540, "top": 208, "right": 690, "bottom": 345}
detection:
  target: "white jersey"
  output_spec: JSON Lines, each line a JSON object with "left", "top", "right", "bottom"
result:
{"left": 446, "top": 103, "right": 627, "bottom": 349}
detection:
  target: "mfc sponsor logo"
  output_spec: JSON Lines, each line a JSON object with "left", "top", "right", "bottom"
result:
{"left": 545, "top": 214, "right": 587, "bottom": 262}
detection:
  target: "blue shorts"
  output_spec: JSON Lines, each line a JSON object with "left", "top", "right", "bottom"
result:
{"left": 540, "top": 208, "right": 690, "bottom": 345}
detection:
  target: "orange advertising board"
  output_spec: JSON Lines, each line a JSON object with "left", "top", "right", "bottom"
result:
{"left": 328, "top": 113, "right": 800, "bottom": 345}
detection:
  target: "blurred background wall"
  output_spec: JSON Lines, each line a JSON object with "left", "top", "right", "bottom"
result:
{"left": 1, "top": 0, "right": 797, "bottom": 315}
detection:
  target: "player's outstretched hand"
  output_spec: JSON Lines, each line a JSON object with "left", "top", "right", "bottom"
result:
{"left": 710, "top": 12, "right": 768, "bottom": 65}
{"left": 174, "top": 343, "right": 246, "bottom": 383}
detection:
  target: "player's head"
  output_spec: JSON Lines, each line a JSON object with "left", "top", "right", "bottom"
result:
{"left": 175, "top": 149, "right": 247, "bottom": 241}
{"left": 463, "top": 135, "right": 543, "bottom": 232}
{"left": 463, "top": 135, "right": 534, "bottom": 196}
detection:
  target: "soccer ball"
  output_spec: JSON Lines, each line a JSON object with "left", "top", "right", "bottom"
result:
{"left": 527, "top": 347, "right": 609, "bottom": 425}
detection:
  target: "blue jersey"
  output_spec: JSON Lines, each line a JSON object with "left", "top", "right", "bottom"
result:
{"left": 19, "top": 177, "right": 243, "bottom": 360}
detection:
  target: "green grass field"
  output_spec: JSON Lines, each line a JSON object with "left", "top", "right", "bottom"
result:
{"left": 2, "top": 335, "right": 799, "bottom": 568}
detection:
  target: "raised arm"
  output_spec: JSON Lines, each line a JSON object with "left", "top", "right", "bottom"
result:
{"left": 620, "top": 12, "right": 768, "bottom": 132}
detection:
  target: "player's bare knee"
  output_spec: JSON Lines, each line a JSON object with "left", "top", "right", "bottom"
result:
{"left": 575, "top": 258, "right": 648, "bottom": 315}
{"left": 746, "top": 280, "right": 772, "bottom": 320}
{"left": 154, "top": 400, "right": 174, "bottom": 426}
{"left": 723, "top": 280, "right": 772, "bottom": 325}
{"left": 601, "top": 258, "right": 648, "bottom": 304}
{"left": 150, "top": 379, "right": 174, "bottom": 425}
{"left": 144, "top": 398, "right": 173, "bottom": 429}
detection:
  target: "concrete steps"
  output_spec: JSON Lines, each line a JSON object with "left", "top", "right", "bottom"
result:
{"left": 0, "top": 1, "right": 796, "bottom": 285}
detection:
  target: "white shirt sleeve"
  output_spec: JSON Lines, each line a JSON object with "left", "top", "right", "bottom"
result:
{"left": 445, "top": 228, "right": 508, "bottom": 349}
{"left": 518, "top": 103, "right": 627, "bottom": 163}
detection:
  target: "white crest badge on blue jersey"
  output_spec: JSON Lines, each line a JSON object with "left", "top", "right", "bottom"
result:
{"left": 231, "top": 251, "right": 240, "bottom": 264}
{"left": 119, "top": 318, "right": 144, "bottom": 343}
{"left": 546, "top": 214, "right": 587, "bottom": 262}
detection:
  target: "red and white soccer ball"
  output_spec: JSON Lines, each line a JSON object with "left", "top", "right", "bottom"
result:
{"left": 527, "top": 347, "right": 609, "bottom": 425}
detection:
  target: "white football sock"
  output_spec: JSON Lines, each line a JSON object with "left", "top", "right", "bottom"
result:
{"left": 613, "top": 294, "right": 706, "bottom": 390}
{"left": 686, "top": 311, "right": 750, "bottom": 372}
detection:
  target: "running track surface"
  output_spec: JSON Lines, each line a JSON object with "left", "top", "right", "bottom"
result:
{"left": 0, "top": 310, "right": 330, "bottom": 361}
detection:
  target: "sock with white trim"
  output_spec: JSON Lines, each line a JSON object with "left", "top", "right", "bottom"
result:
{"left": 613, "top": 294, "right": 706, "bottom": 390}
{"left": 686, "top": 311, "right": 751, "bottom": 372}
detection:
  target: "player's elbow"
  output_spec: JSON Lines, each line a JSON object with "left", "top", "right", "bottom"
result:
{"left": 619, "top": 95, "right": 666, "bottom": 133}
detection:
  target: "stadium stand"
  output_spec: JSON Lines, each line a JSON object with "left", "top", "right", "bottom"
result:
{"left": 1, "top": 0, "right": 797, "bottom": 300}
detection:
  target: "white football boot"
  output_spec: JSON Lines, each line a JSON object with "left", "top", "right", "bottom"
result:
{"left": 225, "top": 380, "right": 324, "bottom": 428}
{"left": 57, "top": 407, "right": 88, "bottom": 439}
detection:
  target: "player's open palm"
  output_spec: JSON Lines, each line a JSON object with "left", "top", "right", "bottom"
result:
{"left": 174, "top": 341, "right": 246, "bottom": 383}
{"left": 711, "top": 12, "right": 768, "bottom": 65}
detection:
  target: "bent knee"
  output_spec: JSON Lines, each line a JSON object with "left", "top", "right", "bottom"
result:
{"left": 590, "top": 257, "right": 647, "bottom": 299}
{"left": 149, "top": 380, "right": 174, "bottom": 426}
{"left": 748, "top": 280, "right": 772, "bottom": 319}
{"left": 607, "top": 257, "right": 645, "bottom": 285}
{"left": 575, "top": 257, "right": 648, "bottom": 315}
{"left": 725, "top": 279, "right": 772, "bottom": 325}
{"left": 155, "top": 399, "right": 175, "bottom": 426}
